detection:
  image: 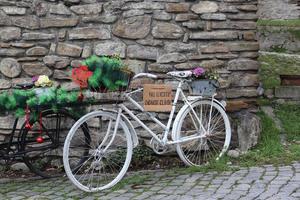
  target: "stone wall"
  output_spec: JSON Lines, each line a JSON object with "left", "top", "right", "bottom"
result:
{"left": 257, "top": 0, "right": 300, "bottom": 100}
{"left": 0, "top": 0, "right": 260, "bottom": 150}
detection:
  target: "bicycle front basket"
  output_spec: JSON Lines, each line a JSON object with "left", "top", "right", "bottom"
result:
{"left": 190, "top": 79, "right": 219, "bottom": 96}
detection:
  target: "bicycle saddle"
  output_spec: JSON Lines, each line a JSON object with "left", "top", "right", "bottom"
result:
{"left": 167, "top": 70, "right": 192, "bottom": 78}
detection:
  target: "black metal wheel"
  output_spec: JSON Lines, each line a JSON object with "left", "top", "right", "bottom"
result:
{"left": 20, "top": 109, "right": 90, "bottom": 178}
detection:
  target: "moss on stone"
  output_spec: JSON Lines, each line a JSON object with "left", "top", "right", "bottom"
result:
{"left": 259, "top": 52, "right": 300, "bottom": 89}
{"left": 270, "top": 45, "right": 288, "bottom": 53}
{"left": 257, "top": 19, "right": 300, "bottom": 27}
{"left": 288, "top": 29, "right": 300, "bottom": 40}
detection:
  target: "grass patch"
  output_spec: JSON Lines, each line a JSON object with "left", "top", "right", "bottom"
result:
{"left": 165, "top": 155, "right": 237, "bottom": 177}
{"left": 274, "top": 104, "right": 300, "bottom": 141}
{"left": 111, "top": 174, "right": 151, "bottom": 191}
{"left": 184, "top": 156, "right": 237, "bottom": 173}
{"left": 257, "top": 19, "right": 300, "bottom": 27}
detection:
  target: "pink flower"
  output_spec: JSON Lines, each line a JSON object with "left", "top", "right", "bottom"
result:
{"left": 192, "top": 67, "right": 205, "bottom": 77}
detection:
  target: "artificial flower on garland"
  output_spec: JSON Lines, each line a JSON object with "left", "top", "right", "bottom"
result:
{"left": 33, "top": 75, "right": 53, "bottom": 87}
{"left": 72, "top": 55, "right": 135, "bottom": 92}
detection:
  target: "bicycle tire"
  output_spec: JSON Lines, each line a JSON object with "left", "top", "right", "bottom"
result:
{"left": 63, "top": 110, "right": 132, "bottom": 192}
{"left": 20, "top": 109, "right": 88, "bottom": 178}
{"left": 174, "top": 100, "right": 231, "bottom": 166}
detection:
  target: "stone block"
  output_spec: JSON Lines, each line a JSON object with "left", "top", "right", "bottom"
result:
{"left": 157, "top": 53, "right": 187, "bottom": 63}
{"left": 94, "top": 41, "right": 126, "bottom": 58}
{"left": 243, "top": 31, "right": 256, "bottom": 41}
{"left": 227, "top": 13, "right": 258, "bottom": 20}
{"left": 49, "top": 3, "right": 72, "bottom": 15}
{"left": 0, "top": 48, "right": 24, "bottom": 56}
{"left": 200, "top": 42, "right": 229, "bottom": 53}
{"left": 200, "top": 59, "right": 225, "bottom": 68}
{"left": 56, "top": 43, "right": 82, "bottom": 57}
{"left": 228, "top": 59, "right": 260, "bottom": 71}
{"left": 166, "top": 3, "right": 190, "bottom": 13}
{"left": 43, "top": 56, "right": 70, "bottom": 69}
{"left": 26, "top": 46, "right": 48, "bottom": 56}
{"left": 191, "top": 1, "right": 218, "bottom": 14}
{"left": 227, "top": 42, "right": 259, "bottom": 52}
{"left": 12, "top": 15, "right": 39, "bottom": 29}
{"left": 123, "top": 9, "right": 144, "bottom": 18}
{"left": 175, "top": 14, "right": 198, "bottom": 22}
{"left": 22, "top": 32, "right": 56, "bottom": 40}
{"left": 237, "top": 5, "right": 257, "bottom": 12}
{"left": 123, "top": 2, "right": 164, "bottom": 10}
{"left": 53, "top": 69, "right": 71, "bottom": 80}
{"left": 201, "top": 13, "right": 226, "bottom": 21}
{"left": 82, "top": 15, "right": 118, "bottom": 24}
{"left": 127, "top": 45, "right": 158, "bottom": 60}
{"left": 226, "top": 88, "right": 258, "bottom": 98}
{"left": 152, "top": 22, "right": 184, "bottom": 39}
{"left": 148, "top": 63, "right": 173, "bottom": 72}
{"left": 40, "top": 17, "right": 79, "bottom": 28}
{"left": 275, "top": 86, "right": 300, "bottom": 99}
{"left": 70, "top": 3, "right": 102, "bottom": 15}
{"left": 0, "top": 79, "right": 11, "bottom": 89}
{"left": 1, "top": 6, "right": 26, "bottom": 15}
{"left": 182, "top": 21, "right": 205, "bottom": 29}
{"left": 123, "top": 60, "right": 146, "bottom": 74}
{"left": 137, "top": 38, "right": 163, "bottom": 47}
{"left": 0, "top": 27, "right": 21, "bottom": 41}
{"left": 22, "top": 63, "right": 52, "bottom": 76}
{"left": 69, "top": 27, "right": 111, "bottom": 40}
{"left": 113, "top": 16, "right": 151, "bottom": 39}
{"left": 153, "top": 10, "right": 172, "bottom": 21}
{"left": 165, "top": 42, "right": 196, "bottom": 53}
{"left": 0, "top": 58, "right": 21, "bottom": 78}
{"left": 82, "top": 45, "right": 92, "bottom": 58}
{"left": 230, "top": 74, "right": 259, "bottom": 87}
{"left": 212, "top": 21, "right": 256, "bottom": 30}
{"left": 190, "top": 31, "right": 238, "bottom": 40}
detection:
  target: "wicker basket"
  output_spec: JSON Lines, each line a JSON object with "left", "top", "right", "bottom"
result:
{"left": 190, "top": 79, "right": 219, "bottom": 96}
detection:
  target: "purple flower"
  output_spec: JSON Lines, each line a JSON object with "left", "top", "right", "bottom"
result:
{"left": 192, "top": 67, "right": 205, "bottom": 77}
{"left": 32, "top": 76, "right": 39, "bottom": 83}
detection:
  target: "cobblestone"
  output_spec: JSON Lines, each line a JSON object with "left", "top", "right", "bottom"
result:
{"left": 0, "top": 162, "right": 300, "bottom": 199}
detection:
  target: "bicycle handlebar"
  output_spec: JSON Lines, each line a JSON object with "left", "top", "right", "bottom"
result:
{"left": 133, "top": 73, "right": 158, "bottom": 80}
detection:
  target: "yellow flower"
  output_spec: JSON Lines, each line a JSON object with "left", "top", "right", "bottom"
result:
{"left": 34, "top": 75, "right": 53, "bottom": 87}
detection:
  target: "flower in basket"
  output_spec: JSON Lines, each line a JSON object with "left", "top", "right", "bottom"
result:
{"left": 192, "top": 67, "right": 206, "bottom": 78}
{"left": 191, "top": 67, "right": 219, "bottom": 80}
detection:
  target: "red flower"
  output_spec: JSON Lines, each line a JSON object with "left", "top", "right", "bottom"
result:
{"left": 72, "top": 65, "right": 93, "bottom": 88}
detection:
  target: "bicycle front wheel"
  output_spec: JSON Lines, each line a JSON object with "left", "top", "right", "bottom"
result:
{"left": 63, "top": 110, "right": 132, "bottom": 192}
{"left": 174, "top": 100, "right": 231, "bottom": 166}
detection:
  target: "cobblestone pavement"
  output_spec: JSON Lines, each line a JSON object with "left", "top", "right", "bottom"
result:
{"left": 1, "top": 162, "right": 300, "bottom": 200}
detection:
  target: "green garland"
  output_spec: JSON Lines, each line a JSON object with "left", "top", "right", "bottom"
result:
{"left": 79, "top": 55, "right": 134, "bottom": 91}
{"left": 0, "top": 87, "right": 82, "bottom": 117}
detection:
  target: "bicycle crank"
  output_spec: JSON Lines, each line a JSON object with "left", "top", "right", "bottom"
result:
{"left": 150, "top": 135, "right": 169, "bottom": 155}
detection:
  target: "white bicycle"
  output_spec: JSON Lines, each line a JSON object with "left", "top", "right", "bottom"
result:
{"left": 63, "top": 71, "right": 231, "bottom": 192}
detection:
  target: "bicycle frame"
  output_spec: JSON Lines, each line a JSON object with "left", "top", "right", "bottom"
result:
{"left": 115, "top": 79, "right": 215, "bottom": 147}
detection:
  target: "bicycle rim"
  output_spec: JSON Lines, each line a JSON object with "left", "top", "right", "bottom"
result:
{"left": 175, "top": 100, "right": 231, "bottom": 166}
{"left": 63, "top": 111, "right": 132, "bottom": 192}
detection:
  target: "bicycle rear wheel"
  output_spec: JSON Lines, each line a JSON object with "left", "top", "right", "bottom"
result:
{"left": 20, "top": 109, "right": 82, "bottom": 178}
{"left": 63, "top": 110, "right": 132, "bottom": 192}
{"left": 174, "top": 100, "right": 231, "bottom": 166}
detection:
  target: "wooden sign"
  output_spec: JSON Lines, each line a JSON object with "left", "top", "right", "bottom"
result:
{"left": 143, "top": 84, "right": 173, "bottom": 112}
